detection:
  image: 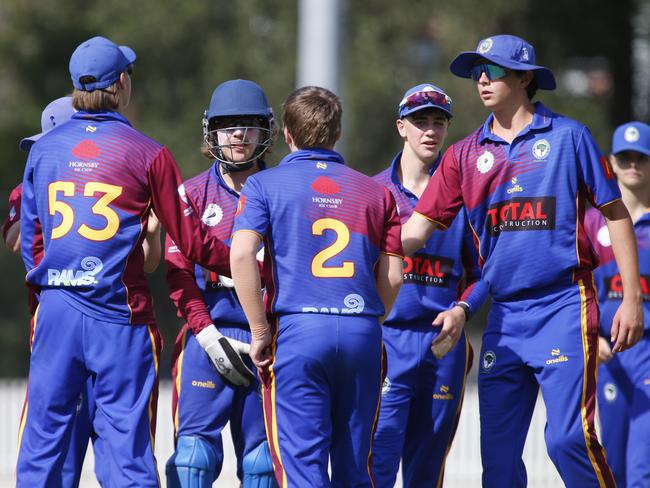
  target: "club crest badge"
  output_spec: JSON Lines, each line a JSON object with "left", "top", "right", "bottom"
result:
{"left": 624, "top": 126, "right": 640, "bottom": 142}
{"left": 603, "top": 382, "right": 617, "bottom": 402}
{"left": 478, "top": 38, "right": 493, "bottom": 54}
{"left": 201, "top": 203, "right": 223, "bottom": 227}
{"left": 597, "top": 225, "right": 611, "bottom": 247}
{"left": 532, "top": 139, "right": 551, "bottom": 160}
{"left": 482, "top": 350, "right": 496, "bottom": 372}
{"left": 477, "top": 150, "right": 495, "bottom": 174}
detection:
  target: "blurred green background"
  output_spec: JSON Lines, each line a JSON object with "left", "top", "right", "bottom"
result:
{"left": 1, "top": 0, "right": 648, "bottom": 377}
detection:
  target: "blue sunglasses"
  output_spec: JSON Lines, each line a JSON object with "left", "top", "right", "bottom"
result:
{"left": 470, "top": 64, "right": 508, "bottom": 82}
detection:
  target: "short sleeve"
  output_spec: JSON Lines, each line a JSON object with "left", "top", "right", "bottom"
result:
{"left": 414, "top": 146, "right": 464, "bottom": 229}
{"left": 577, "top": 127, "right": 621, "bottom": 208}
{"left": 381, "top": 187, "right": 403, "bottom": 257}
{"left": 232, "top": 175, "right": 269, "bottom": 238}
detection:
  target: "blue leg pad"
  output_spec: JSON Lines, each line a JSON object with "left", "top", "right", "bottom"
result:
{"left": 166, "top": 436, "right": 222, "bottom": 488}
{"left": 242, "top": 441, "right": 278, "bottom": 488}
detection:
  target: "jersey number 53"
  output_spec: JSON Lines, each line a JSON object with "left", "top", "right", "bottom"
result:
{"left": 48, "top": 181, "right": 123, "bottom": 241}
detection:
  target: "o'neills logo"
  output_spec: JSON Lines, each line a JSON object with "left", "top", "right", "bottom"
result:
{"left": 486, "top": 197, "right": 556, "bottom": 235}
{"left": 605, "top": 274, "right": 650, "bottom": 301}
{"left": 403, "top": 253, "right": 453, "bottom": 287}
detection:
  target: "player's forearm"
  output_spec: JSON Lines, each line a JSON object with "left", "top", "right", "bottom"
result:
{"left": 142, "top": 230, "right": 162, "bottom": 273}
{"left": 4, "top": 222, "right": 20, "bottom": 253}
{"left": 230, "top": 236, "right": 269, "bottom": 339}
{"left": 603, "top": 203, "right": 642, "bottom": 301}
{"left": 376, "top": 254, "right": 403, "bottom": 323}
{"left": 401, "top": 213, "right": 438, "bottom": 256}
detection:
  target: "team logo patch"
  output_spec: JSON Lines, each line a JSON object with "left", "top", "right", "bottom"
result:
{"left": 316, "top": 162, "right": 328, "bottom": 169}
{"left": 311, "top": 176, "right": 340, "bottom": 195}
{"left": 520, "top": 46, "right": 530, "bottom": 62}
{"left": 72, "top": 139, "right": 100, "bottom": 160}
{"left": 382, "top": 377, "right": 391, "bottom": 396}
{"left": 596, "top": 225, "right": 611, "bottom": 247}
{"left": 478, "top": 38, "right": 493, "bottom": 54}
{"left": 482, "top": 351, "right": 496, "bottom": 372}
{"left": 201, "top": 203, "right": 223, "bottom": 227}
{"left": 603, "top": 382, "right": 617, "bottom": 402}
{"left": 532, "top": 139, "right": 551, "bottom": 160}
{"left": 476, "top": 150, "right": 495, "bottom": 174}
{"left": 85, "top": 125, "right": 97, "bottom": 133}
{"left": 624, "top": 126, "right": 640, "bottom": 142}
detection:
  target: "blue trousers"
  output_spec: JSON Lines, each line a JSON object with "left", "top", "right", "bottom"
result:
{"left": 17, "top": 289, "right": 162, "bottom": 488}
{"left": 262, "top": 313, "right": 383, "bottom": 487}
{"left": 372, "top": 322, "right": 472, "bottom": 487}
{"left": 479, "top": 280, "right": 615, "bottom": 487}
{"left": 172, "top": 324, "right": 267, "bottom": 481}
{"left": 598, "top": 331, "right": 650, "bottom": 488}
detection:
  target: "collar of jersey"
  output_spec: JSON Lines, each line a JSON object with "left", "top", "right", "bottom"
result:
{"left": 480, "top": 101, "right": 552, "bottom": 144}
{"left": 636, "top": 210, "right": 650, "bottom": 226}
{"left": 211, "top": 160, "right": 267, "bottom": 198}
{"left": 279, "top": 148, "right": 345, "bottom": 166}
{"left": 390, "top": 150, "right": 440, "bottom": 199}
{"left": 72, "top": 110, "right": 132, "bottom": 125}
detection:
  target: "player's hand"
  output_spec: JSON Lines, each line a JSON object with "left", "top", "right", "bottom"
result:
{"left": 146, "top": 210, "right": 161, "bottom": 236}
{"left": 597, "top": 336, "right": 613, "bottom": 364}
{"left": 431, "top": 306, "right": 466, "bottom": 359}
{"left": 250, "top": 330, "right": 273, "bottom": 373}
{"left": 195, "top": 324, "right": 255, "bottom": 387}
{"left": 610, "top": 296, "right": 643, "bottom": 353}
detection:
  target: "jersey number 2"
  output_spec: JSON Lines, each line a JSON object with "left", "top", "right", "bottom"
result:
{"left": 311, "top": 218, "right": 354, "bottom": 278}
{"left": 48, "top": 181, "right": 123, "bottom": 241}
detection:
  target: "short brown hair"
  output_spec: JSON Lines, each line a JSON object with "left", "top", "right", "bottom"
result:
{"left": 282, "top": 86, "right": 341, "bottom": 149}
{"left": 72, "top": 80, "right": 121, "bottom": 112}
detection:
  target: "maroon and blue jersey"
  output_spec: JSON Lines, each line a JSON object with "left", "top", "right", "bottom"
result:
{"left": 585, "top": 207, "right": 650, "bottom": 335}
{"left": 374, "top": 152, "right": 488, "bottom": 323}
{"left": 232, "top": 148, "right": 403, "bottom": 317}
{"left": 166, "top": 162, "right": 256, "bottom": 334}
{"left": 21, "top": 110, "right": 231, "bottom": 325}
{"left": 415, "top": 102, "right": 621, "bottom": 300}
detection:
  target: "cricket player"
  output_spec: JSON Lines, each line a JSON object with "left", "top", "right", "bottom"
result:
{"left": 402, "top": 34, "right": 643, "bottom": 487}
{"left": 372, "top": 84, "right": 488, "bottom": 487}
{"left": 230, "top": 86, "right": 404, "bottom": 487}
{"left": 586, "top": 121, "right": 650, "bottom": 488}
{"left": 16, "top": 36, "right": 232, "bottom": 487}
{"left": 165, "top": 79, "right": 277, "bottom": 488}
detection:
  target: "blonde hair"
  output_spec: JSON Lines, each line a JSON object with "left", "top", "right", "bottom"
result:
{"left": 72, "top": 80, "right": 121, "bottom": 111}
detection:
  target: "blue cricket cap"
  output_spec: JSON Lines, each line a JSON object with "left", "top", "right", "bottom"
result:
{"left": 450, "top": 34, "right": 556, "bottom": 90}
{"left": 612, "top": 122, "right": 650, "bottom": 156}
{"left": 206, "top": 79, "right": 272, "bottom": 119}
{"left": 20, "top": 96, "right": 75, "bottom": 151}
{"left": 69, "top": 36, "right": 136, "bottom": 92}
{"left": 398, "top": 84, "right": 453, "bottom": 119}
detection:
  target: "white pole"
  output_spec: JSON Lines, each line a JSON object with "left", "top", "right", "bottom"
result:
{"left": 297, "top": 0, "right": 341, "bottom": 95}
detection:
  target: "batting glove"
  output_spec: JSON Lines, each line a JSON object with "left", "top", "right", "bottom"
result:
{"left": 195, "top": 324, "right": 255, "bottom": 387}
